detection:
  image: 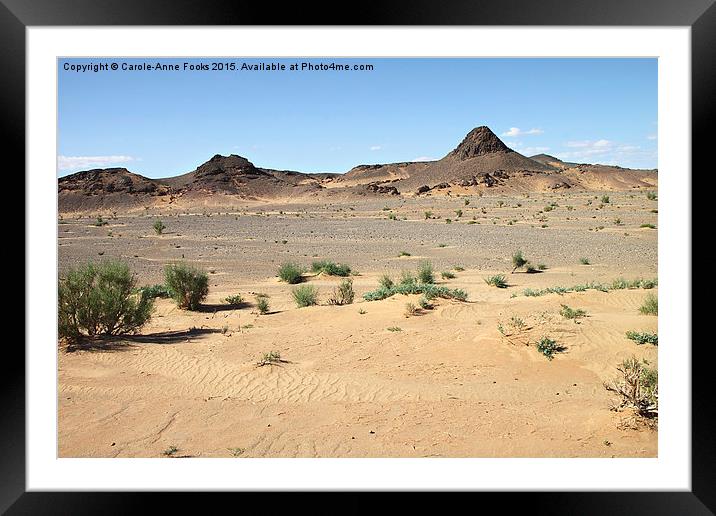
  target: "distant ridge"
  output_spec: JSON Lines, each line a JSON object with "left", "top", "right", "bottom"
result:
{"left": 58, "top": 125, "right": 658, "bottom": 212}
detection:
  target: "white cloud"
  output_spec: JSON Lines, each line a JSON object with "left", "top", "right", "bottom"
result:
{"left": 58, "top": 155, "right": 137, "bottom": 171}
{"left": 501, "top": 127, "right": 543, "bottom": 137}
{"left": 555, "top": 139, "right": 656, "bottom": 167}
{"left": 507, "top": 140, "right": 550, "bottom": 156}
{"left": 520, "top": 146, "right": 550, "bottom": 155}
{"left": 369, "top": 145, "right": 382, "bottom": 151}
{"left": 647, "top": 134, "right": 657, "bottom": 140}
{"left": 412, "top": 156, "right": 436, "bottom": 162}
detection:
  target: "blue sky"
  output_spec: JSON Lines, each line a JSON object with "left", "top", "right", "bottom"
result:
{"left": 58, "top": 58, "right": 657, "bottom": 177}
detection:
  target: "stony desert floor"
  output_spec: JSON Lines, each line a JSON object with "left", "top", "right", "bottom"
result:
{"left": 58, "top": 191, "right": 658, "bottom": 457}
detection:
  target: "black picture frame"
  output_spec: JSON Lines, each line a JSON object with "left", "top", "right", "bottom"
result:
{"left": 7, "top": 0, "right": 706, "bottom": 513}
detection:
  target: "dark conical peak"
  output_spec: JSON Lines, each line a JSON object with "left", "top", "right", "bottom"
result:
{"left": 448, "top": 126, "right": 511, "bottom": 160}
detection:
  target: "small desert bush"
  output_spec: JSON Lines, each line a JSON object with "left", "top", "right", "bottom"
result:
{"left": 278, "top": 262, "right": 305, "bottom": 284}
{"left": 441, "top": 271, "right": 456, "bottom": 279}
{"left": 601, "top": 195, "right": 610, "bottom": 204}
{"left": 424, "top": 211, "right": 433, "bottom": 219}
{"left": 404, "top": 302, "right": 419, "bottom": 317}
{"left": 255, "top": 294, "right": 270, "bottom": 314}
{"left": 164, "top": 263, "right": 209, "bottom": 310}
{"left": 311, "top": 260, "right": 352, "bottom": 277}
{"left": 398, "top": 251, "right": 411, "bottom": 257}
{"left": 579, "top": 257, "right": 590, "bottom": 265}
{"left": 640, "top": 223, "right": 656, "bottom": 229}
{"left": 224, "top": 294, "right": 244, "bottom": 306}
{"left": 257, "top": 351, "right": 285, "bottom": 366}
{"left": 153, "top": 219, "right": 166, "bottom": 235}
{"left": 511, "top": 250, "right": 528, "bottom": 273}
{"left": 379, "top": 274, "right": 394, "bottom": 289}
{"left": 292, "top": 285, "right": 319, "bottom": 307}
{"left": 484, "top": 274, "right": 507, "bottom": 288}
{"left": 58, "top": 260, "right": 153, "bottom": 340}
{"left": 646, "top": 191, "right": 657, "bottom": 201}
{"left": 604, "top": 357, "right": 658, "bottom": 416}
{"left": 137, "top": 283, "right": 171, "bottom": 301}
{"left": 639, "top": 293, "right": 658, "bottom": 315}
{"left": 327, "top": 278, "right": 355, "bottom": 305}
{"left": 625, "top": 331, "right": 658, "bottom": 345}
{"left": 363, "top": 282, "right": 467, "bottom": 302}
{"left": 162, "top": 445, "right": 179, "bottom": 457}
{"left": 400, "top": 270, "right": 417, "bottom": 286}
{"left": 559, "top": 304, "right": 587, "bottom": 320}
{"left": 535, "top": 336, "right": 564, "bottom": 360}
{"left": 94, "top": 216, "right": 108, "bottom": 227}
{"left": 417, "top": 261, "right": 435, "bottom": 284}
{"left": 419, "top": 296, "right": 433, "bottom": 310}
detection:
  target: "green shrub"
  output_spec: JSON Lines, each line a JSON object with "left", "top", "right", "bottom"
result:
{"left": 398, "top": 251, "right": 411, "bottom": 257}
{"left": 327, "top": 278, "right": 355, "bottom": 305}
{"left": 484, "top": 275, "right": 508, "bottom": 288}
{"left": 559, "top": 304, "right": 587, "bottom": 320}
{"left": 639, "top": 293, "right": 658, "bottom": 315}
{"left": 579, "top": 257, "right": 590, "bottom": 265}
{"left": 224, "top": 294, "right": 244, "bottom": 306}
{"left": 153, "top": 219, "right": 166, "bottom": 235}
{"left": 256, "top": 294, "right": 270, "bottom": 314}
{"left": 278, "top": 262, "right": 305, "bottom": 284}
{"left": 625, "top": 331, "right": 658, "bottom": 345}
{"left": 601, "top": 195, "right": 610, "bottom": 203}
{"left": 419, "top": 296, "right": 433, "bottom": 310}
{"left": 164, "top": 262, "right": 209, "bottom": 310}
{"left": 363, "top": 283, "right": 467, "bottom": 302}
{"left": 400, "top": 270, "right": 417, "bottom": 286}
{"left": 137, "top": 283, "right": 171, "bottom": 301}
{"left": 311, "top": 260, "right": 351, "bottom": 277}
{"left": 646, "top": 191, "right": 657, "bottom": 201}
{"left": 292, "top": 285, "right": 319, "bottom": 307}
{"left": 536, "top": 336, "right": 564, "bottom": 360}
{"left": 404, "top": 302, "right": 419, "bottom": 317}
{"left": 58, "top": 260, "right": 153, "bottom": 340}
{"left": 640, "top": 223, "right": 656, "bottom": 229}
{"left": 441, "top": 271, "right": 456, "bottom": 279}
{"left": 417, "top": 261, "right": 435, "bottom": 284}
{"left": 378, "top": 274, "right": 394, "bottom": 289}
{"left": 424, "top": 211, "right": 433, "bottom": 220}
{"left": 257, "top": 351, "right": 285, "bottom": 366}
{"left": 511, "top": 250, "right": 528, "bottom": 273}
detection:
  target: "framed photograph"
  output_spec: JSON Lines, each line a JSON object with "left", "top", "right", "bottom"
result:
{"left": 9, "top": 0, "right": 708, "bottom": 512}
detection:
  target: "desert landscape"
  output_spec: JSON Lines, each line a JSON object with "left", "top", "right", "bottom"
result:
{"left": 58, "top": 126, "right": 659, "bottom": 458}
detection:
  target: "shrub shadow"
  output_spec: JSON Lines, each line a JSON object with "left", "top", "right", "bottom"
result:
{"left": 64, "top": 328, "right": 222, "bottom": 352}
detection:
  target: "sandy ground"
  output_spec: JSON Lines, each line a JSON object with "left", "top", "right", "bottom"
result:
{"left": 58, "top": 191, "right": 658, "bottom": 457}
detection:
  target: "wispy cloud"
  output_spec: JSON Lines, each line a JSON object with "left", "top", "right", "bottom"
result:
{"left": 58, "top": 155, "right": 137, "bottom": 171}
{"left": 647, "top": 134, "right": 657, "bottom": 140}
{"left": 501, "top": 127, "right": 543, "bottom": 137}
{"left": 412, "top": 156, "right": 436, "bottom": 162}
{"left": 566, "top": 139, "right": 611, "bottom": 149}
{"left": 369, "top": 145, "right": 382, "bottom": 151}
{"left": 555, "top": 139, "right": 656, "bottom": 167}
{"left": 506, "top": 140, "right": 550, "bottom": 156}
